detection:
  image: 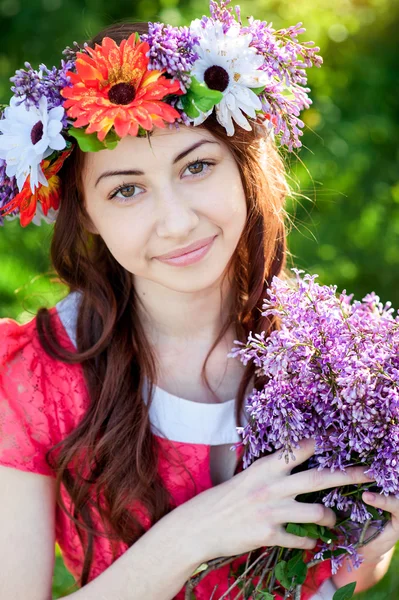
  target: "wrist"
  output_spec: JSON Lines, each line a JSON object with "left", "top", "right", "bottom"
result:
{"left": 169, "top": 501, "right": 210, "bottom": 567}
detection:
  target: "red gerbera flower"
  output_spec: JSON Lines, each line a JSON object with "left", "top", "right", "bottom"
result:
{"left": 0, "top": 149, "right": 72, "bottom": 227}
{"left": 61, "top": 33, "right": 183, "bottom": 142}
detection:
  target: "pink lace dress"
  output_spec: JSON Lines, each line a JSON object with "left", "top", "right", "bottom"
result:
{"left": 0, "top": 292, "right": 334, "bottom": 599}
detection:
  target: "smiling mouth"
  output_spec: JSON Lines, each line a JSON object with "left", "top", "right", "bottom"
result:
{"left": 155, "top": 235, "right": 217, "bottom": 260}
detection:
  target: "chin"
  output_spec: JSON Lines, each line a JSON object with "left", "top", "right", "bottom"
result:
{"left": 153, "top": 261, "right": 229, "bottom": 293}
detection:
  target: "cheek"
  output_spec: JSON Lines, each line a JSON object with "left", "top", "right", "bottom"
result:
{"left": 212, "top": 179, "right": 247, "bottom": 235}
{"left": 90, "top": 210, "right": 150, "bottom": 270}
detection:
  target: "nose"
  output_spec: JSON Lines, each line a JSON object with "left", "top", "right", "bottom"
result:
{"left": 155, "top": 186, "right": 199, "bottom": 239}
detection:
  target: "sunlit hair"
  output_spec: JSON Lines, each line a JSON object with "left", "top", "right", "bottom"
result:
{"left": 36, "top": 21, "right": 293, "bottom": 589}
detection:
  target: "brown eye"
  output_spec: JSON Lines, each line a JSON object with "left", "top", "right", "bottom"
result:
{"left": 182, "top": 160, "right": 215, "bottom": 179}
{"left": 109, "top": 183, "right": 145, "bottom": 202}
{"left": 119, "top": 185, "right": 136, "bottom": 197}
{"left": 188, "top": 161, "right": 205, "bottom": 175}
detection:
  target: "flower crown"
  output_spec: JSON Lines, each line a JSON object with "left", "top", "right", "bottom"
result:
{"left": 0, "top": 0, "right": 322, "bottom": 227}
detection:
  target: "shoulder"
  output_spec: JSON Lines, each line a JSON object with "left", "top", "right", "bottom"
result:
{"left": 0, "top": 299, "right": 88, "bottom": 438}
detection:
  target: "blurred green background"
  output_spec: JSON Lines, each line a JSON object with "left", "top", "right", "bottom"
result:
{"left": 0, "top": 0, "right": 398, "bottom": 598}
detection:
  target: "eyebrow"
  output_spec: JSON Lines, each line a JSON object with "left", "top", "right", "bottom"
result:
{"left": 94, "top": 139, "right": 220, "bottom": 188}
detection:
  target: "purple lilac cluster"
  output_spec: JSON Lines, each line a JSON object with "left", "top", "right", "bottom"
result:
{"left": 229, "top": 268, "right": 399, "bottom": 570}
{"left": 243, "top": 18, "right": 322, "bottom": 150}
{"left": 0, "top": 159, "right": 19, "bottom": 225}
{"left": 204, "top": 0, "right": 241, "bottom": 32}
{"left": 10, "top": 59, "right": 73, "bottom": 128}
{"left": 142, "top": 23, "right": 200, "bottom": 92}
{"left": 0, "top": 107, "right": 19, "bottom": 225}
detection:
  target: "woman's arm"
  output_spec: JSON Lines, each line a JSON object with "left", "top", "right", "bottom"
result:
{"left": 67, "top": 506, "right": 203, "bottom": 600}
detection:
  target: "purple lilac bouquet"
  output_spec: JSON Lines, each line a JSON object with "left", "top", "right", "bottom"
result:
{"left": 186, "top": 269, "right": 397, "bottom": 599}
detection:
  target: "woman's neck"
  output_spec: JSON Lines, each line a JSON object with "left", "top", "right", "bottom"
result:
{"left": 133, "top": 273, "right": 235, "bottom": 344}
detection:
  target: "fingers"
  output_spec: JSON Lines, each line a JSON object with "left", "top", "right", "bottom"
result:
{"left": 289, "top": 503, "right": 337, "bottom": 528}
{"left": 273, "top": 502, "right": 336, "bottom": 528}
{"left": 362, "top": 492, "right": 399, "bottom": 528}
{"left": 363, "top": 492, "right": 399, "bottom": 519}
{"left": 277, "top": 528, "right": 318, "bottom": 550}
{"left": 287, "top": 465, "right": 374, "bottom": 496}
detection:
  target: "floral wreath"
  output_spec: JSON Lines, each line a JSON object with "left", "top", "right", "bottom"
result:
{"left": 0, "top": 0, "right": 322, "bottom": 227}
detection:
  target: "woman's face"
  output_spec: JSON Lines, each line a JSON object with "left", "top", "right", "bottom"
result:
{"left": 81, "top": 125, "right": 247, "bottom": 293}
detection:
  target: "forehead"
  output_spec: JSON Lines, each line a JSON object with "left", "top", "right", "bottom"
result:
{"left": 82, "top": 125, "right": 222, "bottom": 177}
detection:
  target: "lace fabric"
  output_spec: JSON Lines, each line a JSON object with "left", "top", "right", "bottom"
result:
{"left": 0, "top": 307, "right": 332, "bottom": 599}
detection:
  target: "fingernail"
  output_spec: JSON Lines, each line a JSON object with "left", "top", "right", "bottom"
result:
{"left": 363, "top": 492, "right": 376, "bottom": 502}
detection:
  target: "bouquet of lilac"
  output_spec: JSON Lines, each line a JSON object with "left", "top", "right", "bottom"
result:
{"left": 185, "top": 269, "right": 397, "bottom": 599}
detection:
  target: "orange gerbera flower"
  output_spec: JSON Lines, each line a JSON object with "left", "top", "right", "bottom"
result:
{"left": 0, "top": 148, "right": 72, "bottom": 227}
{"left": 61, "top": 34, "right": 183, "bottom": 142}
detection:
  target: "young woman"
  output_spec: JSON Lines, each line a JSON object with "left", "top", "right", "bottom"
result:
{"left": 0, "top": 7, "right": 397, "bottom": 600}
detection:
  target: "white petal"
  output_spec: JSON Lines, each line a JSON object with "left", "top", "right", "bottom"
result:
{"left": 231, "top": 85, "right": 262, "bottom": 110}
{"left": 48, "top": 105, "right": 64, "bottom": 122}
{"left": 14, "top": 104, "right": 38, "bottom": 127}
{"left": 231, "top": 107, "right": 252, "bottom": 131}
{"left": 224, "top": 92, "right": 236, "bottom": 111}
{"left": 28, "top": 162, "right": 47, "bottom": 193}
{"left": 37, "top": 164, "right": 48, "bottom": 187}
{"left": 43, "top": 147, "right": 54, "bottom": 159}
{"left": 49, "top": 133, "right": 66, "bottom": 151}
{"left": 31, "top": 203, "right": 58, "bottom": 226}
{"left": 16, "top": 169, "right": 29, "bottom": 191}
{"left": 38, "top": 95, "right": 48, "bottom": 114}
{"left": 5, "top": 161, "right": 17, "bottom": 178}
{"left": 236, "top": 102, "right": 257, "bottom": 119}
{"left": 216, "top": 102, "right": 235, "bottom": 136}
{"left": 47, "top": 118, "right": 62, "bottom": 137}
{"left": 33, "top": 137, "right": 48, "bottom": 155}
{"left": 192, "top": 107, "right": 213, "bottom": 126}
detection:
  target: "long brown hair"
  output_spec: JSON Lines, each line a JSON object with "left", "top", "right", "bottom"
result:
{"left": 36, "top": 21, "right": 292, "bottom": 588}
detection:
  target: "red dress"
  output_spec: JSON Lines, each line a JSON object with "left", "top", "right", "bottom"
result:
{"left": 0, "top": 292, "right": 334, "bottom": 599}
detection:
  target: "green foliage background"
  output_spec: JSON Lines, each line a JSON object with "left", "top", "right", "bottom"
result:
{"left": 0, "top": 0, "right": 398, "bottom": 597}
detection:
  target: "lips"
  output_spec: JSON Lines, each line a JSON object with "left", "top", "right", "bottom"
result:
{"left": 155, "top": 235, "right": 217, "bottom": 260}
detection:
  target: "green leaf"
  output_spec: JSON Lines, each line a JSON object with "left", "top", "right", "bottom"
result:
{"left": 254, "top": 593, "right": 274, "bottom": 600}
{"left": 188, "top": 76, "right": 224, "bottom": 102}
{"left": 286, "top": 522, "right": 321, "bottom": 539}
{"left": 68, "top": 128, "right": 106, "bottom": 152}
{"left": 102, "top": 129, "right": 121, "bottom": 150}
{"left": 135, "top": 31, "right": 140, "bottom": 43}
{"left": 287, "top": 551, "right": 308, "bottom": 585}
{"left": 366, "top": 505, "right": 382, "bottom": 519}
{"left": 68, "top": 127, "right": 121, "bottom": 152}
{"left": 274, "top": 561, "right": 292, "bottom": 590}
{"left": 332, "top": 582, "right": 356, "bottom": 600}
{"left": 181, "top": 94, "right": 200, "bottom": 118}
{"left": 286, "top": 523, "right": 308, "bottom": 537}
{"left": 250, "top": 85, "right": 266, "bottom": 94}
{"left": 192, "top": 95, "right": 217, "bottom": 112}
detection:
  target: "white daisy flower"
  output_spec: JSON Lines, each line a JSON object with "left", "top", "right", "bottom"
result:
{"left": 189, "top": 19, "right": 271, "bottom": 136}
{"left": 0, "top": 94, "right": 66, "bottom": 193}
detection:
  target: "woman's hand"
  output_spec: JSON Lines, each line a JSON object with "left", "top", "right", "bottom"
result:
{"left": 360, "top": 491, "right": 399, "bottom": 561}
{"left": 179, "top": 438, "right": 374, "bottom": 563}
{"left": 331, "top": 492, "right": 398, "bottom": 593}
